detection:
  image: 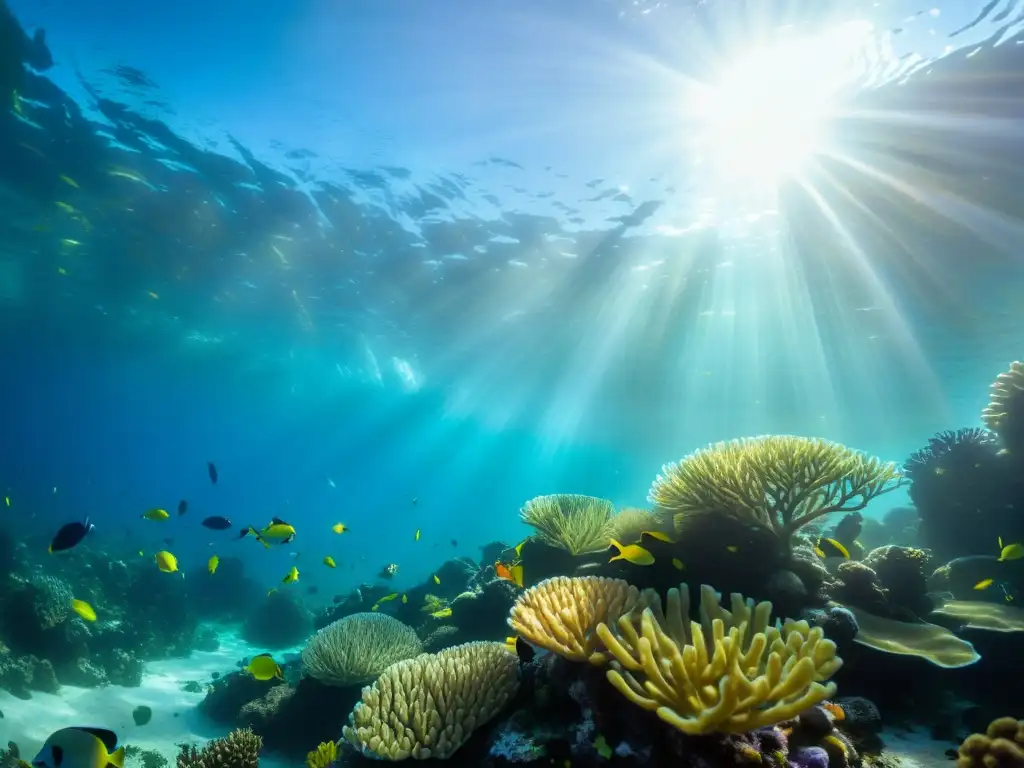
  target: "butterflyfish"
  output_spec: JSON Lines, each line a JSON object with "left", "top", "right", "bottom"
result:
{"left": 332, "top": 523, "right": 348, "bottom": 534}
{"left": 815, "top": 538, "right": 850, "bottom": 559}
{"left": 28, "top": 727, "right": 124, "bottom": 768}
{"left": 608, "top": 539, "right": 655, "bottom": 566}
{"left": 155, "top": 550, "right": 178, "bottom": 573}
{"left": 245, "top": 653, "right": 283, "bottom": 681}
{"left": 997, "top": 537, "right": 1024, "bottom": 562}
{"left": 71, "top": 599, "right": 96, "bottom": 622}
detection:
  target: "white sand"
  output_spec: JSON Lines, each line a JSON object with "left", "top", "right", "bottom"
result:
{"left": 881, "top": 726, "right": 958, "bottom": 768}
{"left": 0, "top": 627, "right": 302, "bottom": 768}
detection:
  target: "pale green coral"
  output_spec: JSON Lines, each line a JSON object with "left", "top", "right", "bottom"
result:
{"left": 520, "top": 494, "right": 614, "bottom": 555}
{"left": 301, "top": 612, "right": 423, "bottom": 686}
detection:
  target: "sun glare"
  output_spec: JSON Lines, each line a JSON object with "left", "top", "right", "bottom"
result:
{"left": 691, "top": 21, "right": 876, "bottom": 188}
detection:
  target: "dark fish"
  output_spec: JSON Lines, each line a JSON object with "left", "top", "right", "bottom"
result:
{"left": 451, "top": 539, "right": 458, "bottom": 547}
{"left": 48, "top": 517, "right": 94, "bottom": 553}
{"left": 207, "top": 461, "right": 218, "bottom": 485}
{"left": 132, "top": 705, "right": 152, "bottom": 726}
{"left": 513, "top": 637, "right": 535, "bottom": 664}
{"left": 177, "top": 499, "right": 188, "bottom": 516}
{"left": 201, "top": 516, "right": 232, "bottom": 530}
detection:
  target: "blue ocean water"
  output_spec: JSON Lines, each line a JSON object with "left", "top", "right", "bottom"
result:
{"left": 0, "top": 0, "right": 1023, "bottom": 701}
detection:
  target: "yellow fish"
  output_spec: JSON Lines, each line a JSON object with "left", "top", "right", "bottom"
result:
{"left": 138, "top": 550, "right": 144, "bottom": 557}
{"left": 641, "top": 530, "right": 674, "bottom": 543}
{"left": 997, "top": 537, "right": 1024, "bottom": 562}
{"left": 59, "top": 174, "right": 79, "bottom": 188}
{"left": 208, "top": 555, "right": 219, "bottom": 574}
{"left": 31, "top": 727, "right": 125, "bottom": 768}
{"left": 974, "top": 578, "right": 994, "bottom": 591}
{"left": 815, "top": 538, "right": 850, "bottom": 559}
{"left": 155, "top": 550, "right": 178, "bottom": 573}
{"left": 71, "top": 598, "right": 96, "bottom": 622}
{"left": 323, "top": 556, "right": 336, "bottom": 568}
{"left": 4, "top": 495, "right": 9, "bottom": 507}
{"left": 608, "top": 539, "right": 654, "bottom": 566}
{"left": 370, "top": 604, "right": 378, "bottom": 611}
{"left": 726, "top": 545, "right": 740, "bottom": 553}
{"left": 594, "top": 734, "right": 613, "bottom": 760}
{"left": 141, "top": 508, "right": 170, "bottom": 521}
{"left": 415, "top": 529, "right": 421, "bottom": 541}
{"left": 514, "top": 539, "right": 528, "bottom": 558}
{"left": 402, "top": 594, "right": 408, "bottom": 604}
{"left": 60, "top": 238, "right": 81, "bottom": 247}
{"left": 282, "top": 566, "right": 299, "bottom": 583}
{"left": 243, "top": 518, "right": 296, "bottom": 547}
{"left": 245, "top": 653, "right": 283, "bottom": 681}
{"left": 433, "top": 574, "right": 441, "bottom": 585}
{"left": 430, "top": 607, "right": 452, "bottom": 618}
{"left": 332, "top": 522, "right": 348, "bottom": 534}
{"left": 376, "top": 592, "right": 399, "bottom": 604}
{"left": 672, "top": 558, "right": 685, "bottom": 571}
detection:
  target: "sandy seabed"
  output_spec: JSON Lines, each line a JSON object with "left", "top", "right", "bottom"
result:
{"left": 0, "top": 628, "right": 301, "bottom": 768}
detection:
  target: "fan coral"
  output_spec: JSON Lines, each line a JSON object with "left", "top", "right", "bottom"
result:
{"left": 507, "top": 576, "right": 646, "bottom": 664}
{"left": 176, "top": 728, "right": 262, "bottom": 768}
{"left": 981, "top": 361, "right": 1024, "bottom": 456}
{"left": 342, "top": 641, "right": 520, "bottom": 760}
{"left": 650, "top": 436, "right": 902, "bottom": 559}
{"left": 519, "top": 494, "right": 614, "bottom": 555}
{"left": 301, "top": 612, "right": 422, "bottom": 686}
{"left": 595, "top": 583, "right": 842, "bottom": 735}
{"left": 957, "top": 716, "right": 1024, "bottom": 768}
{"left": 903, "top": 428, "right": 1000, "bottom": 483}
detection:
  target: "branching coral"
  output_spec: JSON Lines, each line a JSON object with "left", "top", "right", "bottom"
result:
{"left": 957, "top": 716, "right": 1024, "bottom": 768}
{"left": 507, "top": 576, "right": 646, "bottom": 664}
{"left": 177, "top": 728, "right": 262, "bottom": 768}
{"left": 301, "top": 612, "right": 423, "bottom": 686}
{"left": 519, "top": 494, "right": 614, "bottom": 555}
{"left": 606, "top": 507, "right": 667, "bottom": 544}
{"left": 650, "top": 436, "right": 902, "bottom": 558}
{"left": 595, "top": 583, "right": 842, "bottom": 735}
{"left": 342, "top": 641, "right": 520, "bottom": 760}
{"left": 982, "top": 361, "right": 1024, "bottom": 456}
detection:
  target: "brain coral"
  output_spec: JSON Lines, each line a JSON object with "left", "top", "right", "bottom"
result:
{"left": 301, "top": 612, "right": 423, "bottom": 686}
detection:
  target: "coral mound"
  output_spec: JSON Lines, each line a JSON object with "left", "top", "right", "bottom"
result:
{"left": 982, "top": 361, "right": 1024, "bottom": 455}
{"left": 649, "top": 436, "right": 902, "bottom": 558}
{"left": 301, "top": 612, "right": 422, "bottom": 687}
{"left": 958, "top": 716, "right": 1024, "bottom": 768}
{"left": 519, "top": 494, "right": 615, "bottom": 555}
{"left": 595, "top": 583, "right": 843, "bottom": 735}
{"left": 507, "top": 575, "right": 645, "bottom": 664}
{"left": 177, "top": 728, "right": 262, "bottom": 768}
{"left": 342, "top": 641, "right": 520, "bottom": 760}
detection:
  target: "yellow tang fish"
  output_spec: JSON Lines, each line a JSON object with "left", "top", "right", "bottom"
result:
{"left": 323, "top": 556, "right": 336, "bottom": 568}
{"left": 608, "top": 539, "right": 654, "bottom": 566}
{"left": 71, "top": 598, "right": 96, "bottom": 622}
{"left": 430, "top": 607, "right": 452, "bottom": 618}
{"left": 974, "top": 578, "right": 994, "bottom": 591}
{"left": 332, "top": 522, "right": 348, "bottom": 534}
{"left": 433, "top": 574, "right": 440, "bottom": 585}
{"left": 415, "top": 529, "right": 421, "bottom": 541}
{"left": 208, "top": 555, "right": 219, "bottom": 574}
{"left": 997, "top": 537, "right": 1024, "bottom": 562}
{"left": 155, "top": 550, "right": 178, "bottom": 573}
{"left": 402, "top": 594, "right": 408, "bottom": 604}
{"left": 282, "top": 566, "right": 299, "bottom": 583}
{"left": 245, "top": 653, "right": 283, "bottom": 681}
{"left": 641, "top": 530, "right": 674, "bottom": 543}
{"left": 376, "top": 592, "right": 399, "bottom": 604}
{"left": 141, "top": 508, "right": 170, "bottom": 521}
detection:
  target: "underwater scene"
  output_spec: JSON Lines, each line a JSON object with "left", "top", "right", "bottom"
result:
{"left": 2, "top": 0, "right": 1024, "bottom": 767}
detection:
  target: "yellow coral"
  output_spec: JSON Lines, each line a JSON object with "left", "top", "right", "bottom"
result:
{"left": 301, "top": 612, "right": 423, "bottom": 686}
{"left": 649, "top": 436, "right": 902, "bottom": 555}
{"left": 306, "top": 740, "right": 339, "bottom": 768}
{"left": 342, "top": 641, "right": 519, "bottom": 760}
{"left": 507, "top": 576, "right": 647, "bottom": 665}
{"left": 982, "top": 361, "right": 1024, "bottom": 454}
{"left": 957, "top": 716, "right": 1024, "bottom": 768}
{"left": 520, "top": 494, "right": 614, "bottom": 555}
{"left": 595, "top": 583, "right": 842, "bottom": 735}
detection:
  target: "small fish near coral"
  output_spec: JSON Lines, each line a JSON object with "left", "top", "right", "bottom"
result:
{"left": 608, "top": 538, "right": 655, "bottom": 566}
{"left": 241, "top": 517, "right": 296, "bottom": 547}
{"left": 132, "top": 705, "right": 152, "bottom": 726}
{"left": 48, "top": 517, "right": 94, "bottom": 553}
{"left": 27, "top": 727, "right": 124, "bottom": 768}
{"left": 245, "top": 653, "right": 283, "bottom": 681}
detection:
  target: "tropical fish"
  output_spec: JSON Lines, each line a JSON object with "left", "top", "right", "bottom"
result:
{"left": 504, "top": 636, "right": 535, "bottom": 664}
{"left": 207, "top": 461, "right": 218, "bottom": 484}
{"left": 374, "top": 593, "right": 400, "bottom": 608}
{"left": 433, "top": 574, "right": 440, "bottom": 585}
{"left": 49, "top": 517, "right": 94, "bottom": 553}
{"left": 415, "top": 529, "right": 421, "bottom": 541}
{"left": 4, "top": 496, "right": 9, "bottom": 507}
{"left": 608, "top": 539, "right": 655, "bottom": 566}
{"left": 495, "top": 561, "right": 524, "bottom": 588}
{"left": 59, "top": 174, "right": 79, "bottom": 188}
{"left": 177, "top": 500, "right": 188, "bottom": 516}
{"left": 379, "top": 563, "right": 398, "bottom": 579}
{"left": 155, "top": 550, "right": 178, "bottom": 573}
{"left": 201, "top": 516, "right": 233, "bottom": 530}
{"left": 402, "top": 594, "right": 408, "bottom": 604}
{"left": 726, "top": 545, "right": 740, "bottom": 553}
{"left": 71, "top": 599, "right": 96, "bottom": 622}
{"left": 672, "top": 558, "right": 686, "bottom": 571}
{"left": 208, "top": 555, "right": 219, "bottom": 574}
{"left": 282, "top": 566, "right": 299, "bottom": 584}
{"left": 28, "top": 727, "right": 124, "bottom": 768}
{"left": 430, "top": 607, "right": 452, "bottom": 618}
{"left": 141, "top": 508, "right": 170, "bottom": 522}
{"left": 332, "top": 523, "right": 348, "bottom": 534}
{"left": 245, "top": 653, "right": 283, "bottom": 682}
{"left": 242, "top": 517, "right": 296, "bottom": 547}
{"left": 323, "top": 556, "right": 336, "bottom": 568}
{"left": 641, "top": 530, "right": 674, "bottom": 543}
{"left": 974, "top": 578, "right": 994, "bottom": 590}
{"left": 514, "top": 539, "right": 527, "bottom": 558}
{"left": 815, "top": 537, "right": 850, "bottom": 559}
{"left": 997, "top": 537, "right": 1024, "bottom": 562}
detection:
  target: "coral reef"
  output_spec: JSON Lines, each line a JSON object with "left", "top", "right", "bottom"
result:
{"left": 957, "top": 716, "right": 1024, "bottom": 768}
{"left": 982, "top": 361, "right": 1024, "bottom": 457}
{"left": 177, "top": 728, "right": 262, "bottom": 768}
{"left": 520, "top": 494, "right": 615, "bottom": 555}
{"left": 342, "top": 641, "right": 520, "bottom": 759}
{"left": 301, "top": 612, "right": 422, "bottom": 686}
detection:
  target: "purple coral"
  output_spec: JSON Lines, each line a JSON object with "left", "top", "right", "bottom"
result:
{"left": 790, "top": 746, "right": 830, "bottom": 768}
